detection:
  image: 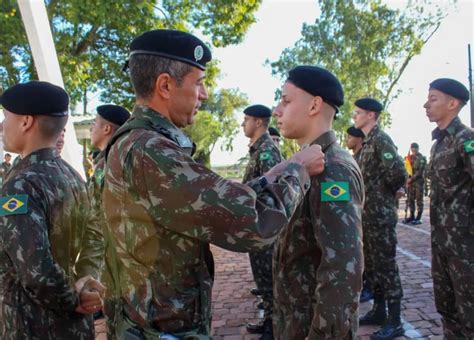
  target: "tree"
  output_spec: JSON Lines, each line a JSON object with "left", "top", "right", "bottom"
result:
{"left": 184, "top": 88, "right": 249, "bottom": 167}
{"left": 0, "top": 0, "right": 262, "bottom": 111}
{"left": 268, "top": 0, "right": 446, "bottom": 149}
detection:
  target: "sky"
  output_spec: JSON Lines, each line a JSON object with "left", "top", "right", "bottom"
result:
{"left": 210, "top": 0, "right": 474, "bottom": 166}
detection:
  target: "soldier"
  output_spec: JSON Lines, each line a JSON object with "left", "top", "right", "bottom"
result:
{"left": 102, "top": 29, "right": 325, "bottom": 339}
{"left": 345, "top": 126, "right": 364, "bottom": 164}
{"left": 404, "top": 142, "right": 427, "bottom": 225}
{"left": 268, "top": 126, "right": 282, "bottom": 149}
{"left": 0, "top": 81, "right": 105, "bottom": 339}
{"left": 89, "top": 104, "right": 130, "bottom": 333}
{"left": 353, "top": 98, "right": 407, "bottom": 339}
{"left": 272, "top": 65, "right": 364, "bottom": 339}
{"left": 241, "top": 104, "right": 281, "bottom": 339}
{"left": 56, "top": 128, "right": 65, "bottom": 154}
{"left": 0, "top": 153, "right": 12, "bottom": 185}
{"left": 424, "top": 78, "right": 473, "bottom": 338}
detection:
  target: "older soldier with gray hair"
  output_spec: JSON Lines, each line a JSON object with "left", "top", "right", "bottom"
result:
{"left": 424, "top": 78, "right": 473, "bottom": 338}
{"left": 102, "top": 29, "right": 325, "bottom": 339}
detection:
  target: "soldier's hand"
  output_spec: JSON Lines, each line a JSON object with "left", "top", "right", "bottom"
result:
{"left": 75, "top": 289, "right": 103, "bottom": 314}
{"left": 290, "top": 144, "right": 325, "bottom": 176}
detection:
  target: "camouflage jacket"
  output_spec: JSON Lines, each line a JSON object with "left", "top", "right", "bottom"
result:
{"left": 273, "top": 131, "right": 364, "bottom": 340}
{"left": 359, "top": 125, "right": 407, "bottom": 224}
{"left": 428, "top": 117, "right": 474, "bottom": 228}
{"left": 410, "top": 152, "right": 427, "bottom": 184}
{"left": 102, "top": 105, "right": 310, "bottom": 337}
{"left": 242, "top": 133, "right": 282, "bottom": 184}
{"left": 0, "top": 148, "right": 103, "bottom": 339}
{"left": 353, "top": 148, "right": 362, "bottom": 166}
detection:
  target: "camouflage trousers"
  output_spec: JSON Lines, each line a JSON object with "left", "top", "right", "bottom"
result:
{"left": 407, "top": 182, "right": 424, "bottom": 217}
{"left": 249, "top": 249, "right": 273, "bottom": 320}
{"left": 363, "top": 221, "right": 403, "bottom": 302}
{"left": 431, "top": 225, "right": 474, "bottom": 338}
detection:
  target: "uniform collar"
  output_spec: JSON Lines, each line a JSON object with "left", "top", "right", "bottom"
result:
{"left": 132, "top": 105, "right": 193, "bottom": 149}
{"left": 9, "top": 148, "right": 58, "bottom": 173}
{"left": 309, "top": 130, "right": 337, "bottom": 152}
{"left": 249, "top": 133, "right": 271, "bottom": 154}
{"left": 363, "top": 124, "right": 380, "bottom": 145}
{"left": 431, "top": 116, "right": 462, "bottom": 141}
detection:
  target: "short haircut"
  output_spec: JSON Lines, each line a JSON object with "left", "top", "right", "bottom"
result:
{"left": 129, "top": 55, "right": 193, "bottom": 100}
{"left": 260, "top": 116, "right": 271, "bottom": 128}
{"left": 36, "top": 115, "right": 68, "bottom": 140}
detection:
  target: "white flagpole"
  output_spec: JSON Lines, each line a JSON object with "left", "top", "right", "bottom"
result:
{"left": 17, "top": 0, "right": 86, "bottom": 179}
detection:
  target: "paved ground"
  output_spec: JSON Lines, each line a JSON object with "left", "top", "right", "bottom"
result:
{"left": 210, "top": 197, "right": 444, "bottom": 340}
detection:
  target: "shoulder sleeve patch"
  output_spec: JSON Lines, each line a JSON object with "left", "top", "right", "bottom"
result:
{"left": 383, "top": 152, "right": 394, "bottom": 160}
{"left": 0, "top": 194, "right": 28, "bottom": 216}
{"left": 321, "top": 182, "right": 350, "bottom": 202}
{"left": 259, "top": 152, "right": 271, "bottom": 161}
{"left": 464, "top": 139, "right": 474, "bottom": 153}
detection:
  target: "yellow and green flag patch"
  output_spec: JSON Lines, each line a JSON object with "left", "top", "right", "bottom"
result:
{"left": 0, "top": 195, "right": 28, "bottom": 216}
{"left": 464, "top": 139, "right": 474, "bottom": 153}
{"left": 321, "top": 182, "right": 350, "bottom": 202}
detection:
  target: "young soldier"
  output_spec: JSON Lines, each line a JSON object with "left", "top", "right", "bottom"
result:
{"left": 346, "top": 125, "right": 364, "bottom": 165}
{"left": 241, "top": 104, "right": 281, "bottom": 339}
{"left": 424, "top": 78, "right": 473, "bottom": 338}
{"left": 405, "top": 142, "right": 427, "bottom": 225}
{"left": 353, "top": 98, "right": 407, "bottom": 339}
{"left": 272, "top": 65, "right": 364, "bottom": 339}
{"left": 0, "top": 81, "right": 105, "bottom": 338}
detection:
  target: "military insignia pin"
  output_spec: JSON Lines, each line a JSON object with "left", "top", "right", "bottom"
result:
{"left": 194, "top": 45, "right": 204, "bottom": 62}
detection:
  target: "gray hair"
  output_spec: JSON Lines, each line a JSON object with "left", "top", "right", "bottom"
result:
{"left": 129, "top": 55, "right": 193, "bottom": 100}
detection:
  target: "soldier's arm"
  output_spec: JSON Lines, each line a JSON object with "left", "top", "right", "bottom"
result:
{"left": 137, "top": 138, "right": 310, "bottom": 252}
{"left": 257, "top": 146, "right": 282, "bottom": 174}
{"left": 75, "top": 184, "right": 104, "bottom": 280}
{"left": 377, "top": 138, "right": 407, "bottom": 192}
{"left": 1, "top": 179, "right": 79, "bottom": 312}
{"left": 308, "top": 165, "right": 364, "bottom": 339}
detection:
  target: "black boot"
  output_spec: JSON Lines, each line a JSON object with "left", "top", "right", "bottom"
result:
{"left": 360, "top": 286, "right": 374, "bottom": 303}
{"left": 370, "top": 301, "right": 404, "bottom": 339}
{"left": 246, "top": 320, "right": 265, "bottom": 334}
{"left": 412, "top": 211, "right": 423, "bottom": 225}
{"left": 259, "top": 319, "right": 274, "bottom": 340}
{"left": 359, "top": 296, "right": 387, "bottom": 326}
{"left": 403, "top": 214, "right": 414, "bottom": 224}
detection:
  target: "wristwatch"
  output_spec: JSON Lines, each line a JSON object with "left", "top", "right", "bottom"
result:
{"left": 257, "top": 176, "right": 268, "bottom": 188}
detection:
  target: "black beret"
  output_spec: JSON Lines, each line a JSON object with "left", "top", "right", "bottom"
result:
{"left": 354, "top": 98, "right": 383, "bottom": 113}
{"left": 244, "top": 104, "right": 272, "bottom": 118}
{"left": 97, "top": 104, "right": 130, "bottom": 126}
{"left": 429, "top": 78, "right": 469, "bottom": 103}
{"left": 346, "top": 126, "right": 365, "bottom": 138}
{"left": 129, "top": 29, "right": 212, "bottom": 70}
{"left": 287, "top": 65, "right": 344, "bottom": 110}
{"left": 0, "top": 81, "right": 68, "bottom": 116}
{"left": 268, "top": 127, "right": 280, "bottom": 137}
{"left": 410, "top": 142, "right": 419, "bottom": 149}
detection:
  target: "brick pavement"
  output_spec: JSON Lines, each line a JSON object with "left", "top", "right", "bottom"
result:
{"left": 210, "top": 197, "right": 444, "bottom": 340}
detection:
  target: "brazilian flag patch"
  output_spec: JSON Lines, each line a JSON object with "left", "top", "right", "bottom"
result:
{"left": 464, "top": 139, "right": 474, "bottom": 153}
{"left": 321, "top": 182, "right": 350, "bottom": 202}
{"left": 383, "top": 152, "right": 394, "bottom": 160}
{"left": 0, "top": 195, "right": 28, "bottom": 217}
{"left": 260, "top": 152, "right": 271, "bottom": 161}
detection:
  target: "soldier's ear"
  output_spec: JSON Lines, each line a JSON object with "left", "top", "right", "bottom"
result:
{"left": 21, "top": 115, "right": 35, "bottom": 132}
{"left": 308, "top": 96, "right": 323, "bottom": 117}
{"left": 155, "top": 73, "right": 172, "bottom": 100}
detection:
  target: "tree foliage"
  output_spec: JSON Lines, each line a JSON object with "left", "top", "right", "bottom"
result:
{"left": 0, "top": 0, "right": 261, "bottom": 110}
{"left": 184, "top": 88, "right": 249, "bottom": 167}
{"left": 269, "top": 0, "right": 446, "bottom": 149}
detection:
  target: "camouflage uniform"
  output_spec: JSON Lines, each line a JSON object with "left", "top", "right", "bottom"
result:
{"left": 407, "top": 152, "right": 427, "bottom": 220}
{"left": 353, "top": 148, "right": 362, "bottom": 166}
{"left": 358, "top": 125, "right": 406, "bottom": 303}
{"left": 0, "top": 161, "right": 11, "bottom": 186}
{"left": 273, "top": 131, "right": 364, "bottom": 339}
{"left": 0, "top": 148, "right": 104, "bottom": 339}
{"left": 102, "top": 105, "right": 311, "bottom": 339}
{"left": 242, "top": 132, "right": 282, "bottom": 322}
{"left": 427, "top": 116, "right": 474, "bottom": 338}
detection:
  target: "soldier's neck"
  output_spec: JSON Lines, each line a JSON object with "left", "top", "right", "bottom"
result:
{"left": 250, "top": 128, "right": 266, "bottom": 145}
{"left": 361, "top": 120, "right": 377, "bottom": 136}
{"left": 297, "top": 118, "right": 331, "bottom": 147}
